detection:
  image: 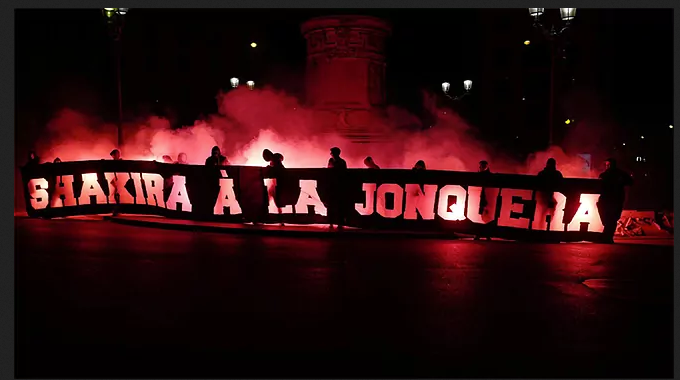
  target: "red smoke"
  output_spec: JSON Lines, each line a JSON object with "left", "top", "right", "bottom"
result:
{"left": 30, "top": 87, "right": 596, "bottom": 177}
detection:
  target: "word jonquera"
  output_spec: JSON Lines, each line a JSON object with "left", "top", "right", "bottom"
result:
{"left": 27, "top": 172, "right": 604, "bottom": 232}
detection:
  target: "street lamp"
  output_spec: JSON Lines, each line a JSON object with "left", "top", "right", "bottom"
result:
{"left": 441, "top": 80, "right": 472, "bottom": 101}
{"left": 246, "top": 80, "right": 255, "bottom": 90}
{"left": 528, "top": 7, "right": 577, "bottom": 147}
{"left": 102, "top": 8, "right": 128, "bottom": 149}
{"left": 230, "top": 77, "right": 240, "bottom": 88}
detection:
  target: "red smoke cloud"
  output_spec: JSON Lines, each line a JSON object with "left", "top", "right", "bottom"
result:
{"left": 30, "top": 87, "right": 596, "bottom": 178}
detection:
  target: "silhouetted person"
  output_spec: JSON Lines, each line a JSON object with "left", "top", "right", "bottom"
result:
{"left": 162, "top": 155, "right": 174, "bottom": 163}
{"left": 328, "top": 147, "right": 347, "bottom": 169}
{"left": 263, "top": 149, "right": 287, "bottom": 225}
{"left": 597, "top": 158, "right": 633, "bottom": 243}
{"left": 270, "top": 153, "right": 284, "bottom": 169}
{"left": 364, "top": 156, "right": 380, "bottom": 169}
{"left": 26, "top": 151, "right": 40, "bottom": 167}
{"left": 176, "top": 153, "right": 188, "bottom": 164}
{"left": 537, "top": 158, "right": 563, "bottom": 184}
{"left": 535, "top": 158, "right": 564, "bottom": 236}
{"left": 53, "top": 157, "right": 62, "bottom": 164}
{"left": 475, "top": 160, "right": 493, "bottom": 241}
{"left": 205, "top": 146, "right": 228, "bottom": 166}
{"left": 263, "top": 149, "right": 274, "bottom": 163}
{"left": 327, "top": 147, "right": 348, "bottom": 229}
{"left": 412, "top": 160, "right": 426, "bottom": 170}
{"left": 110, "top": 149, "right": 122, "bottom": 160}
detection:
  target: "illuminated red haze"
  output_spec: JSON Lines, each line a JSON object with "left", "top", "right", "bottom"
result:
{"left": 33, "top": 88, "right": 596, "bottom": 178}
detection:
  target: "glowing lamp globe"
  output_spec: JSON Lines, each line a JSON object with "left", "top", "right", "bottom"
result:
{"left": 247, "top": 80, "right": 255, "bottom": 90}
{"left": 230, "top": 77, "right": 239, "bottom": 88}
{"left": 463, "top": 80, "right": 473, "bottom": 92}
{"left": 528, "top": 8, "right": 545, "bottom": 17}
{"left": 103, "top": 8, "right": 115, "bottom": 18}
{"left": 250, "top": 42, "right": 257, "bottom": 48}
{"left": 442, "top": 82, "right": 451, "bottom": 94}
{"left": 560, "top": 8, "right": 577, "bottom": 21}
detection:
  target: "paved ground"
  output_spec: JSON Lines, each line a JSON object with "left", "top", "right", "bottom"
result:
{"left": 15, "top": 218, "right": 673, "bottom": 378}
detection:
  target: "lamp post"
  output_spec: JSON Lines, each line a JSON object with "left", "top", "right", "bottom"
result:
{"left": 441, "top": 80, "right": 473, "bottom": 101}
{"left": 528, "top": 8, "right": 577, "bottom": 147}
{"left": 103, "top": 8, "right": 128, "bottom": 149}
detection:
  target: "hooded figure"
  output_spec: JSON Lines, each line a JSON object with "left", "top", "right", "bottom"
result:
{"left": 205, "top": 146, "right": 228, "bottom": 166}
{"left": 412, "top": 160, "right": 426, "bottom": 170}
{"left": 597, "top": 158, "right": 633, "bottom": 243}
{"left": 364, "top": 156, "right": 380, "bottom": 169}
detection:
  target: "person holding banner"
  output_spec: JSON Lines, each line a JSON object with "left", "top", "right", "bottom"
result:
{"left": 474, "top": 160, "right": 493, "bottom": 241}
{"left": 364, "top": 156, "right": 380, "bottom": 169}
{"left": 535, "top": 158, "right": 564, "bottom": 236}
{"left": 176, "top": 153, "right": 188, "bottom": 165}
{"left": 412, "top": 160, "right": 426, "bottom": 170}
{"left": 205, "top": 146, "right": 229, "bottom": 166}
{"left": 327, "top": 147, "right": 348, "bottom": 229}
{"left": 598, "top": 158, "right": 633, "bottom": 243}
{"left": 110, "top": 149, "right": 122, "bottom": 160}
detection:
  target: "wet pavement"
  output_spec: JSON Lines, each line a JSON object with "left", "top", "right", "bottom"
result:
{"left": 15, "top": 218, "right": 673, "bottom": 378}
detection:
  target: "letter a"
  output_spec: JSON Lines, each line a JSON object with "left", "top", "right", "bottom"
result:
{"left": 166, "top": 175, "right": 192, "bottom": 212}
{"left": 214, "top": 178, "right": 242, "bottom": 215}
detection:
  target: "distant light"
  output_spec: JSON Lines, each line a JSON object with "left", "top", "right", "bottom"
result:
{"left": 641, "top": 135, "right": 645, "bottom": 139}
{"left": 463, "top": 80, "right": 473, "bottom": 92}
{"left": 250, "top": 42, "right": 257, "bottom": 48}
{"left": 622, "top": 143, "right": 626, "bottom": 146}
{"left": 246, "top": 80, "right": 255, "bottom": 90}
{"left": 522, "top": 97, "right": 526, "bottom": 101}
{"left": 442, "top": 82, "right": 450, "bottom": 94}
{"left": 528, "top": 8, "right": 544, "bottom": 17}
{"left": 560, "top": 8, "right": 577, "bottom": 21}
{"left": 230, "top": 77, "right": 239, "bottom": 88}
{"left": 117, "top": 8, "right": 128, "bottom": 15}
{"left": 516, "top": 136, "right": 519, "bottom": 139}
{"left": 670, "top": 125, "right": 674, "bottom": 129}
{"left": 155, "top": 99, "right": 158, "bottom": 103}
{"left": 524, "top": 40, "right": 531, "bottom": 46}
{"left": 565, "top": 119, "right": 572, "bottom": 125}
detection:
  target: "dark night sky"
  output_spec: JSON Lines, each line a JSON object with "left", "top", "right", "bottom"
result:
{"left": 15, "top": 8, "right": 674, "bottom": 207}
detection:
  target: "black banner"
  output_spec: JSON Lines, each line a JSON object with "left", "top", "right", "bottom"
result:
{"left": 21, "top": 160, "right": 607, "bottom": 241}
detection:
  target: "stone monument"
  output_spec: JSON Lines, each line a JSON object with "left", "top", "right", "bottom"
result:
{"left": 301, "top": 15, "right": 391, "bottom": 143}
